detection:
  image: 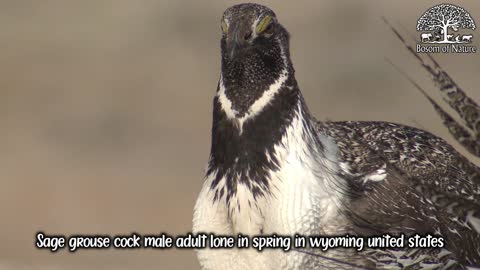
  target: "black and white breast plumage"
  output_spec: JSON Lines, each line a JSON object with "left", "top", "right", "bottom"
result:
{"left": 193, "top": 3, "right": 480, "bottom": 269}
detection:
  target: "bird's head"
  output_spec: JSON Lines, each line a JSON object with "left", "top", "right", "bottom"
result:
{"left": 221, "top": 4, "right": 287, "bottom": 59}
{"left": 219, "top": 3, "right": 294, "bottom": 119}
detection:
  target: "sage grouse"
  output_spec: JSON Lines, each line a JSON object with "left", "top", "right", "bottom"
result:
{"left": 193, "top": 3, "right": 480, "bottom": 269}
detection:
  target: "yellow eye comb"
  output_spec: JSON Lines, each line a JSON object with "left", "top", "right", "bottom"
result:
{"left": 255, "top": 15, "right": 272, "bottom": 34}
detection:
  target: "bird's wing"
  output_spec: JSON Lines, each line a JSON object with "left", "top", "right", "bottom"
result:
{"left": 317, "top": 120, "right": 480, "bottom": 266}
{"left": 318, "top": 121, "right": 480, "bottom": 203}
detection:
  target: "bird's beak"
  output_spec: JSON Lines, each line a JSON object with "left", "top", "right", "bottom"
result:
{"left": 226, "top": 22, "right": 252, "bottom": 60}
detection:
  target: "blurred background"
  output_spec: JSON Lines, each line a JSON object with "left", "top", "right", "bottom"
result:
{"left": 0, "top": 0, "right": 479, "bottom": 269}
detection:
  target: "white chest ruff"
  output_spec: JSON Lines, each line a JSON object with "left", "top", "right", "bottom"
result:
{"left": 193, "top": 109, "right": 349, "bottom": 269}
{"left": 262, "top": 127, "right": 346, "bottom": 237}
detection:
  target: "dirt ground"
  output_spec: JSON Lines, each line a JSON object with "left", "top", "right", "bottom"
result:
{"left": 1, "top": 1, "right": 479, "bottom": 269}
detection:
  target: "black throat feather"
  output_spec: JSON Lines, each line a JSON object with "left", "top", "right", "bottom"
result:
{"left": 208, "top": 77, "right": 300, "bottom": 204}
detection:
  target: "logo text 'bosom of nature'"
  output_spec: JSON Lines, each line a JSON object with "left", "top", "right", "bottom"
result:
{"left": 416, "top": 3, "right": 477, "bottom": 54}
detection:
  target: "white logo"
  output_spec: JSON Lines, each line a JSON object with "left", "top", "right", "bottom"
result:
{"left": 416, "top": 4, "right": 477, "bottom": 53}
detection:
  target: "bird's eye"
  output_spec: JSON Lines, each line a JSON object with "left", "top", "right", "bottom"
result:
{"left": 256, "top": 15, "right": 274, "bottom": 35}
{"left": 263, "top": 23, "right": 274, "bottom": 35}
{"left": 221, "top": 20, "right": 228, "bottom": 34}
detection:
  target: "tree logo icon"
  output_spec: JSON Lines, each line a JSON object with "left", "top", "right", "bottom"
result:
{"left": 417, "top": 4, "right": 476, "bottom": 44}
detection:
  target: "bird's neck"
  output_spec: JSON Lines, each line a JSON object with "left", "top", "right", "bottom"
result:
{"left": 207, "top": 70, "right": 323, "bottom": 201}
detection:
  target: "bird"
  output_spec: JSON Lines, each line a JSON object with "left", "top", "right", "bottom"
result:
{"left": 192, "top": 3, "right": 480, "bottom": 269}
